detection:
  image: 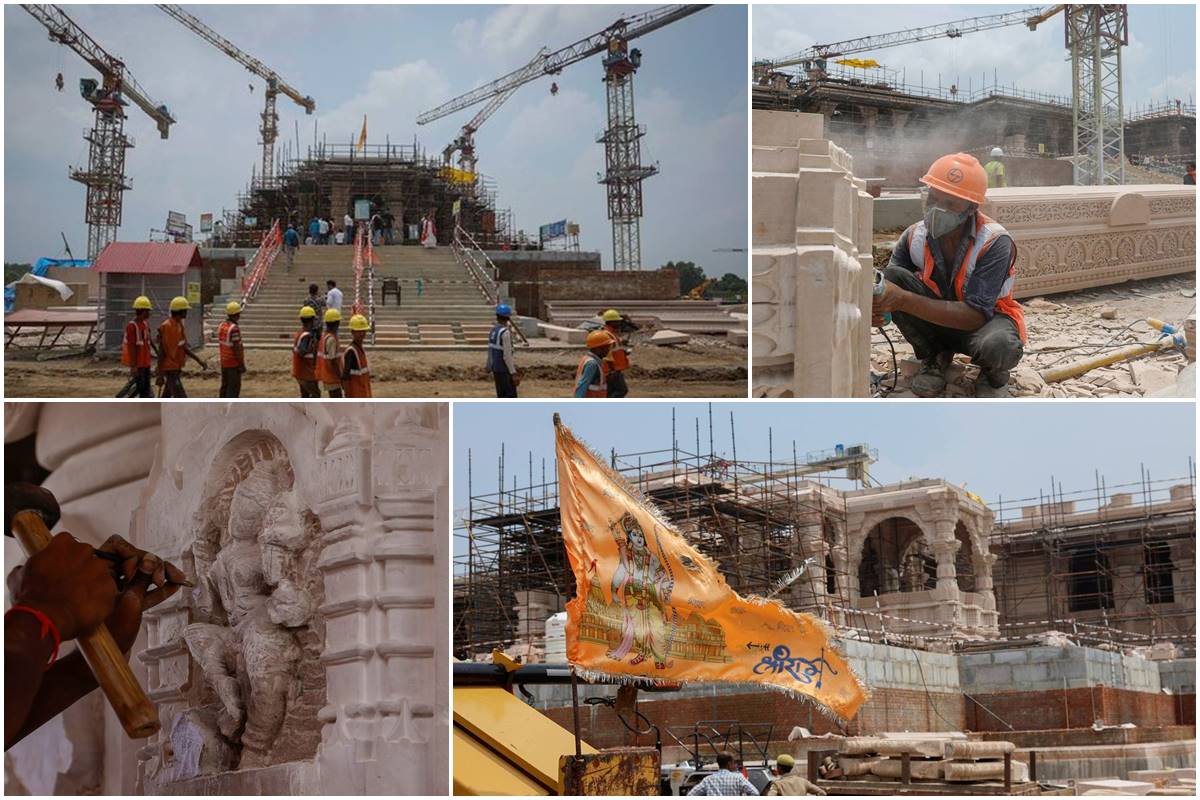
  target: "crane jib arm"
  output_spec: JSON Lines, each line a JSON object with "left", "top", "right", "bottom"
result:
{"left": 23, "top": 3, "right": 176, "bottom": 138}
{"left": 417, "top": 4, "right": 710, "bottom": 124}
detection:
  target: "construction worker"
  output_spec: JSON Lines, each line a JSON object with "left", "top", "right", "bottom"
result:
{"left": 156, "top": 296, "right": 208, "bottom": 398}
{"left": 984, "top": 147, "right": 1007, "bottom": 188}
{"left": 875, "top": 153, "right": 1025, "bottom": 398}
{"left": 217, "top": 301, "right": 246, "bottom": 398}
{"left": 487, "top": 304, "right": 520, "bottom": 397}
{"left": 316, "top": 308, "right": 344, "bottom": 398}
{"left": 120, "top": 296, "right": 156, "bottom": 398}
{"left": 292, "top": 306, "right": 320, "bottom": 398}
{"left": 342, "top": 314, "right": 372, "bottom": 398}
{"left": 600, "top": 308, "right": 630, "bottom": 398}
{"left": 766, "top": 754, "right": 826, "bottom": 796}
{"left": 574, "top": 330, "right": 612, "bottom": 398}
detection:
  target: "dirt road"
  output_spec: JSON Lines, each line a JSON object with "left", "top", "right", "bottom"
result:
{"left": 5, "top": 339, "right": 748, "bottom": 398}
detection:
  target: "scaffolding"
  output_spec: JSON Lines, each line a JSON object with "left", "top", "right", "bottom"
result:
{"left": 990, "top": 460, "right": 1196, "bottom": 656}
{"left": 456, "top": 410, "right": 1197, "bottom": 664}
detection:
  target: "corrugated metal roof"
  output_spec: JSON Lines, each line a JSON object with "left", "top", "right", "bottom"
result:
{"left": 92, "top": 242, "right": 202, "bottom": 274}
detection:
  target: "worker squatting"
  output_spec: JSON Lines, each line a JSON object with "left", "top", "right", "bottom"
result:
{"left": 486, "top": 305, "right": 633, "bottom": 398}
{"left": 873, "top": 150, "right": 1025, "bottom": 398}
{"left": 120, "top": 298, "right": 373, "bottom": 398}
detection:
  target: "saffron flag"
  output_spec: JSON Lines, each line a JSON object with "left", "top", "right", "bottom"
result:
{"left": 357, "top": 115, "right": 367, "bottom": 152}
{"left": 556, "top": 415, "right": 867, "bottom": 723}
{"left": 835, "top": 58, "right": 881, "bottom": 69}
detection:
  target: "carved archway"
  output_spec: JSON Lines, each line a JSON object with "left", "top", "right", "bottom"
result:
{"left": 857, "top": 516, "right": 936, "bottom": 599}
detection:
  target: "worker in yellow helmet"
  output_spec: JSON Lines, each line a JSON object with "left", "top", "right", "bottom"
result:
{"left": 600, "top": 308, "right": 630, "bottom": 397}
{"left": 316, "top": 308, "right": 344, "bottom": 398}
{"left": 156, "top": 296, "right": 207, "bottom": 398}
{"left": 342, "top": 314, "right": 372, "bottom": 398}
{"left": 217, "top": 301, "right": 246, "bottom": 398}
{"left": 292, "top": 306, "right": 320, "bottom": 398}
{"left": 119, "top": 296, "right": 157, "bottom": 398}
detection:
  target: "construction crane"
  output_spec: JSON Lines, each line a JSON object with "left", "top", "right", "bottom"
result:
{"left": 442, "top": 49, "right": 549, "bottom": 177}
{"left": 418, "top": 4, "right": 710, "bottom": 271}
{"left": 157, "top": 4, "right": 314, "bottom": 187}
{"left": 23, "top": 4, "right": 177, "bottom": 259}
{"left": 754, "top": 5, "right": 1127, "bottom": 185}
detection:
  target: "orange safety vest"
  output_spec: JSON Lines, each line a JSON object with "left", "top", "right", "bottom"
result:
{"left": 217, "top": 320, "right": 243, "bottom": 368}
{"left": 603, "top": 324, "right": 630, "bottom": 371}
{"left": 904, "top": 211, "right": 1026, "bottom": 342}
{"left": 292, "top": 328, "right": 317, "bottom": 381}
{"left": 122, "top": 318, "right": 151, "bottom": 368}
{"left": 342, "top": 343, "right": 372, "bottom": 398}
{"left": 158, "top": 317, "right": 187, "bottom": 371}
{"left": 575, "top": 352, "right": 608, "bottom": 398}
{"left": 315, "top": 331, "right": 341, "bottom": 385}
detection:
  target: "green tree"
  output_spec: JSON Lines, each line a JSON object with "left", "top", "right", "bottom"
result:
{"left": 4, "top": 262, "right": 32, "bottom": 284}
{"left": 660, "top": 260, "right": 706, "bottom": 295}
{"left": 713, "top": 273, "right": 747, "bottom": 302}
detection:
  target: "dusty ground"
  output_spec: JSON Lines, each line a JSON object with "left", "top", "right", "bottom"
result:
{"left": 4, "top": 334, "right": 747, "bottom": 398}
{"left": 871, "top": 274, "right": 1196, "bottom": 398}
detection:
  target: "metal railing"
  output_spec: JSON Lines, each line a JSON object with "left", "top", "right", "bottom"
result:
{"left": 239, "top": 219, "right": 281, "bottom": 304}
{"left": 362, "top": 224, "right": 377, "bottom": 345}
{"left": 452, "top": 224, "right": 527, "bottom": 345}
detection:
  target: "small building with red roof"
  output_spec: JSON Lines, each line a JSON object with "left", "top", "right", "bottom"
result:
{"left": 93, "top": 242, "right": 205, "bottom": 352}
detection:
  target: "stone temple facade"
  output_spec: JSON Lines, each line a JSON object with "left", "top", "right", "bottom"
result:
{"left": 4, "top": 402, "right": 448, "bottom": 796}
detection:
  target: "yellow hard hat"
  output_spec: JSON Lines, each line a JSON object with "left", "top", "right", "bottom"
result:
{"left": 602, "top": 308, "right": 621, "bottom": 322}
{"left": 324, "top": 308, "right": 342, "bottom": 324}
{"left": 349, "top": 314, "right": 370, "bottom": 332}
{"left": 226, "top": 301, "right": 242, "bottom": 316}
{"left": 169, "top": 296, "right": 190, "bottom": 312}
{"left": 586, "top": 330, "right": 612, "bottom": 349}
{"left": 299, "top": 306, "right": 317, "bottom": 319}
{"left": 132, "top": 295, "right": 152, "bottom": 311}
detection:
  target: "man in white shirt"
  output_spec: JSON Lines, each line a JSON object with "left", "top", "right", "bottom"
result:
{"left": 325, "top": 280, "right": 343, "bottom": 313}
{"left": 343, "top": 213, "right": 354, "bottom": 245}
{"left": 318, "top": 217, "right": 330, "bottom": 244}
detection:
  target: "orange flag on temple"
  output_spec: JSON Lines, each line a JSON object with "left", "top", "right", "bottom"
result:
{"left": 357, "top": 115, "right": 367, "bottom": 152}
{"left": 554, "top": 415, "right": 868, "bottom": 724}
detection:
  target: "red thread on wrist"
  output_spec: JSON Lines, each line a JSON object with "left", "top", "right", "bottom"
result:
{"left": 7, "top": 605, "right": 62, "bottom": 669}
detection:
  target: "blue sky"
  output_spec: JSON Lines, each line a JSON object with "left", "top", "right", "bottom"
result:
{"left": 453, "top": 401, "right": 1196, "bottom": 525}
{"left": 4, "top": 4, "right": 747, "bottom": 276}
{"left": 754, "top": 3, "right": 1195, "bottom": 110}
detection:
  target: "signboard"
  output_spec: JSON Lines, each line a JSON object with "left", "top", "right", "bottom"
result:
{"left": 166, "top": 210, "right": 187, "bottom": 236}
{"left": 199, "top": 213, "right": 213, "bottom": 233}
{"left": 539, "top": 219, "right": 568, "bottom": 241}
{"left": 452, "top": 199, "right": 462, "bottom": 218}
{"left": 354, "top": 199, "right": 371, "bottom": 221}
{"left": 186, "top": 281, "right": 201, "bottom": 304}
{"left": 243, "top": 215, "right": 258, "bottom": 227}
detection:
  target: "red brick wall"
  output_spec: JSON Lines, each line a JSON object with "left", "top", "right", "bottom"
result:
{"left": 539, "top": 686, "right": 1192, "bottom": 747}
{"left": 964, "top": 686, "right": 1185, "bottom": 732}
{"left": 496, "top": 262, "right": 680, "bottom": 317}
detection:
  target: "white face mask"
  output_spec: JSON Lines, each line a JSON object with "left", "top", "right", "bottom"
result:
{"left": 924, "top": 205, "right": 970, "bottom": 239}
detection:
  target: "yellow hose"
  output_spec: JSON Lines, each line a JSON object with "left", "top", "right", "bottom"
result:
{"left": 1040, "top": 340, "right": 1170, "bottom": 383}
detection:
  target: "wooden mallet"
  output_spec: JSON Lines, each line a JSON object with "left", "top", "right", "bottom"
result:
{"left": 10, "top": 509, "right": 161, "bottom": 738}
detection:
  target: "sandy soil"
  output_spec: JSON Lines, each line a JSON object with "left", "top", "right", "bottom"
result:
{"left": 4, "top": 336, "right": 748, "bottom": 399}
{"left": 871, "top": 274, "right": 1196, "bottom": 398}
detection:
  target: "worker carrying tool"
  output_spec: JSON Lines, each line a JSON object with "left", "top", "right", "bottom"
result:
{"left": 156, "top": 296, "right": 208, "bottom": 398}
{"left": 600, "top": 308, "right": 631, "bottom": 398}
{"left": 4, "top": 481, "right": 188, "bottom": 749}
{"left": 874, "top": 153, "right": 1025, "bottom": 398}
{"left": 120, "top": 296, "right": 157, "bottom": 398}
{"left": 984, "top": 147, "right": 1007, "bottom": 188}
{"left": 315, "top": 308, "right": 344, "bottom": 398}
{"left": 292, "top": 306, "right": 320, "bottom": 398}
{"left": 341, "top": 314, "right": 372, "bottom": 398}
{"left": 574, "top": 330, "right": 612, "bottom": 398}
{"left": 217, "top": 301, "right": 246, "bottom": 398}
{"left": 487, "top": 304, "right": 520, "bottom": 397}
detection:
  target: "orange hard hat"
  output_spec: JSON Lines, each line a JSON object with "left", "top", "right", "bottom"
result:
{"left": 586, "top": 330, "right": 612, "bottom": 349}
{"left": 920, "top": 152, "right": 988, "bottom": 205}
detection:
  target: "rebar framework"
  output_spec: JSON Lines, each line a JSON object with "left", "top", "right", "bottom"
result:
{"left": 1068, "top": 3, "right": 1127, "bottom": 185}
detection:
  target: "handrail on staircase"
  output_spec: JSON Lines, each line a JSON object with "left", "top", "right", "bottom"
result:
{"left": 453, "top": 224, "right": 527, "bottom": 345}
{"left": 240, "top": 220, "right": 282, "bottom": 305}
{"left": 364, "top": 226, "right": 377, "bottom": 345}
{"left": 350, "top": 223, "right": 378, "bottom": 345}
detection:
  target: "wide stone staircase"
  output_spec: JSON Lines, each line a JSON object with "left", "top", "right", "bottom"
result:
{"left": 211, "top": 244, "right": 497, "bottom": 348}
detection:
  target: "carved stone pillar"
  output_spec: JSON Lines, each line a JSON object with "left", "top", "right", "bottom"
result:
{"left": 792, "top": 520, "right": 828, "bottom": 613}
{"left": 931, "top": 536, "right": 961, "bottom": 595}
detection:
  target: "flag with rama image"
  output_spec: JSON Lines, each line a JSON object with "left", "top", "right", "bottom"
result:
{"left": 554, "top": 415, "right": 867, "bottom": 723}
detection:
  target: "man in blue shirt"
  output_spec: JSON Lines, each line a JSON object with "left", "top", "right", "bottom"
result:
{"left": 283, "top": 224, "right": 300, "bottom": 269}
{"left": 689, "top": 753, "right": 759, "bottom": 796}
{"left": 574, "top": 330, "right": 613, "bottom": 398}
{"left": 487, "top": 304, "right": 520, "bottom": 397}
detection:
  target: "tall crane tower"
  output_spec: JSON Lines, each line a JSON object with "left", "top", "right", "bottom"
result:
{"left": 755, "top": 4, "right": 1128, "bottom": 186}
{"left": 23, "top": 4, "right": 176, "bottom": 259}
{"left": 418, "top": 5, "right": 710, "bottom": 270}
{"left": 157, "top": 4, "right": 314, "bottom": 187}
